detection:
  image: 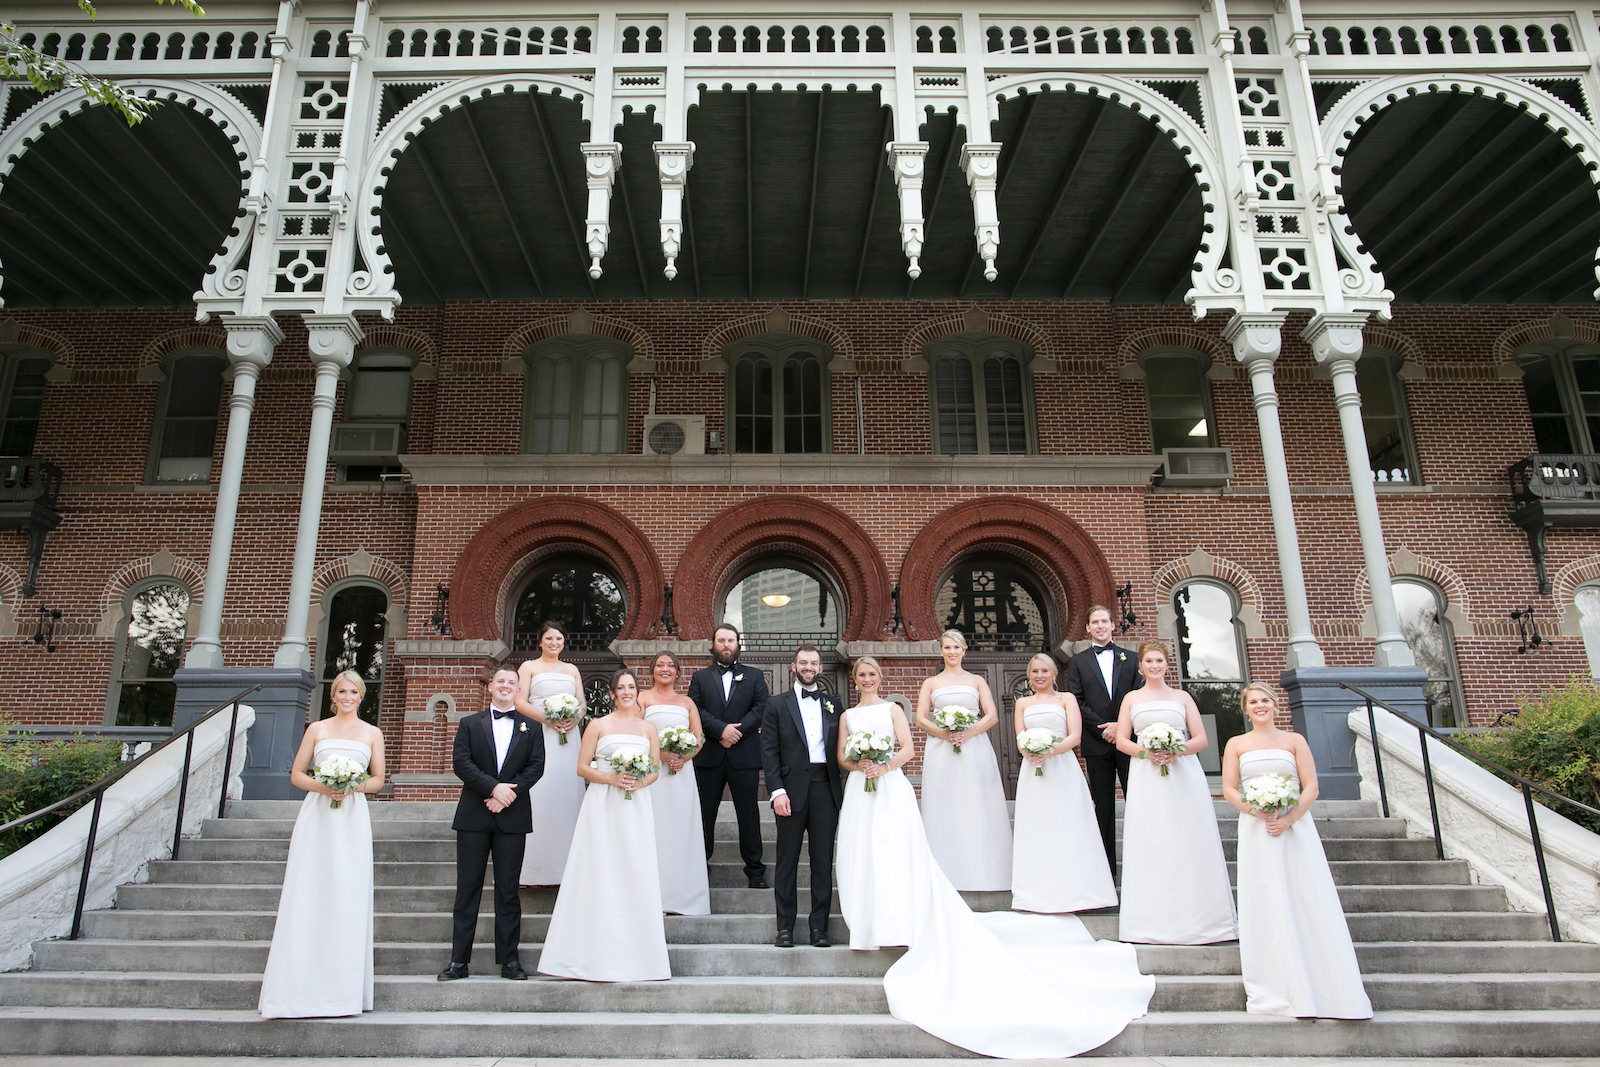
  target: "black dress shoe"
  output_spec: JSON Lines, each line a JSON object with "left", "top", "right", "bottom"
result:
{"left": 501, "top": 959, "right": 528, "bottom": 980}
{"left": 774, "top": 930, "right": 795, "bottom": 948}
{"left": 747, "top": 876, "right": 770, "bottom": 889}
{"left": 436, "top": 962, "right": 469, "bottom": 982}
{"left": 810, "top": 933, "right": 832, "bottom": 948}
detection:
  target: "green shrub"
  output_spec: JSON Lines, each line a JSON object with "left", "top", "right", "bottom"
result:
{"left": 0, "top": 712, "right": 125, "bottom": 859}
{"left": 1457, "top": 676, "right": 1600, "bottom": 835}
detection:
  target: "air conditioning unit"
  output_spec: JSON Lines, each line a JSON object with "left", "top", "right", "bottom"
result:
{"left": 330, "top": 421, "right": 405, "bottom": 464}
{"left": 1157, "top": 447, "right": 1232, "bottom": 488}
{"left": 641, "top": 414, "right": 706, "bottom": 456}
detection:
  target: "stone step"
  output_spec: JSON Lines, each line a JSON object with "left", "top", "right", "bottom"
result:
{"left": 142, "top": 856, "right": 1479, "bottom": 889}
{"left": 173, "top": 834, "right": 1439, "bottom": 864}
{"left": 3, "top": 1005, "right": 1599, "bottom": 1058}
{"left": 4, "top": 969, "right": 1594, "bottom": 1014}
{"left": 112, "top": 880, "right": 1504, "bottom": 916}
{"left": 74, "top": 906, "right": 1553, "bottom": 945}
{"left": 32, "top": 938, "right": 1600, "bottom": 980}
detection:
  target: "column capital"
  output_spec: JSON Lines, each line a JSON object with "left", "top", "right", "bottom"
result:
{"left": 654, "top": 142, "right": 695, "bottom": 184}
{"left": 221, "top": 316, "right": 284, "bottom": 368}
{"left": 301, "top": 313, "right": 364, "bottom": 367}
{"left": 1302, "top": 311, "right": 1369, "bottom": 367}
{"left": 1223, "top": 312, "right": 1288, "bottom": 365}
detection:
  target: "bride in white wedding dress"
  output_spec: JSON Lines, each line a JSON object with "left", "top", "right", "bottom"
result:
{"left": 835, "top": 656, "right": 1154, "bottom": 1058}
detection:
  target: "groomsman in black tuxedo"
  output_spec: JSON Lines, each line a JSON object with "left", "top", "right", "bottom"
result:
{"left": 688, "top": 623, "right": 770, "bottom": 888}
{"left": 438, "top": 666, "right": 545, "bottom": 982}
{"left": 1065, "top": 604, "right": 1143, "bottom": 873}
{"left": 761, "top": 645, "right": 842, "bottom": 947}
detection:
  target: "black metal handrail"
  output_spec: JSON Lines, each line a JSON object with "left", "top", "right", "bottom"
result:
{"left": 0, "top": 686, "right": 259, "bottom": 940}
{"left": 1342, "top": 681, "right": 1600, "bottom": 943}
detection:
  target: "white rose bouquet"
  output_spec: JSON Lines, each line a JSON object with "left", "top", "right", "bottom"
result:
{"left": 1016, "top": 728, "right": 1064, "bottom": 776}
{"left": 1135, "top": 721, "right": 1187, "bottom": 777}
{"left": 933, "top": 705, "right": 979, "bottom": 752}
{"left": 843, "top": 730, "right": 894, "bottom": 793}
{"left": 541, "top": 693, "right": 583, "bottom": 744}
{"left": 604, "top": 750, "right": 657, "bottom": 799}
{"left": 1241, "top": 773, "right": 1301, "bottom": 815}
{"left": 309, "top": 753, "right": 369, "bottom": 809}
{"left": 657, "top": 724, "right": 698, "bottom": 773}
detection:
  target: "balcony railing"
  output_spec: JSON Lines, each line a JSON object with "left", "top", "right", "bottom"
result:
{"left": 1506, "top": 453, "right": 1600, "bottom": 595}
{"left": 0, "top": 456, "right": 63, "bottom": 596}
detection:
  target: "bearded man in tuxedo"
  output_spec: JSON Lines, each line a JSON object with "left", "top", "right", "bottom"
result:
{"left": 687, "top": 623, "right": 770, "bottom": 888}
{"left": 1064, "top": 604, "right": 1143, "bottom": 873}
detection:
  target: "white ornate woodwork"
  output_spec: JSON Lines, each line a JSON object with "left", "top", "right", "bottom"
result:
{"left": 959, "top": 143, "right": 1001, "bottom": 281}
{"left": 887, "top": 141, "right": 927, "bottom": 279}
{"left": 655, "top": 142, "right": 694, "bottom": 281}
{"left": 581, "top": 142, "right": 623, "bottom": 280}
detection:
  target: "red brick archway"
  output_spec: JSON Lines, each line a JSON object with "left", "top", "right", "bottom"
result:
{"left": 899, "top": 496, "right": 1116, "bottom": 643}
{"left": 674, "top": 496, "right": 893, "bottom": 640}
{"left": 450, "top": 496, "right": 665, "bottom": 642}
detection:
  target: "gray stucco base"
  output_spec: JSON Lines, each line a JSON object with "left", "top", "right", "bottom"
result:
{"left": 172, "top": 667, "right": 315, "bottom": 800}
{"left": 1279, "top": 665, "right": 1429, "bottom": 799}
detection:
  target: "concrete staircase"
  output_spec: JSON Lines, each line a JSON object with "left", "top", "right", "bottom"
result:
{"left": 2, "top": 796, "right": 1598, "bottom": 1057}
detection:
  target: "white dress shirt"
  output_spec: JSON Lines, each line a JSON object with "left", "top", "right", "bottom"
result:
{"left": 770, "top": 683, "right": 827, "bottom": 802}
{"left": 720, "top": 664, "right": 735, "bottom": 699}
{"left": 1094, "top": 645, "right": 1116, "bottom": 697}
{"left": 490, "top": 706, "right": 515, "bottom": 773}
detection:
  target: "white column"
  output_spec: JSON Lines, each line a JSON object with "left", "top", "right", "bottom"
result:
{"left": 274, "top": 314, "right": 362, "bottom": 670}
{"left": 1303, "top": 312, "right": 1416, "bottom": 667}
{"left": 185, "top": 316, "right": 281, "bottom": 669}
{"left": 1225, "top": 312, "right": 1325, "bottom": 668}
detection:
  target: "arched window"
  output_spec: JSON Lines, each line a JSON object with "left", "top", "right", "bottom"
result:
{"left": 927, "top": 335, "right": 1035, "bottom": 455}
{"left": 522, "top": 337, "right": 629, "bottom": 454}
{"left": 720, "top": 563, "right": 841, "bottom": 653}
{"left": 337, "top": 348, "right": 414, "bottom": 483}
{"left": 1357, "top": 348, "right": 1420, "bottom": 483}
{"left": 1173, "top": 579, "right": 1249, "bottom": 774}
{"left": 1575, "top": 582, "right": 1600, "bottom": 679}
{"left": 1517, "top": 340, "right": 1600, "bottom": 454}
{"left": 108, "top": 580, "right": 191, "bottom": 726}
{"left": 936, "top": 557, "right": 1049, "bottom": 653}
{"left": 0, "top": 347, "right": 51, "bottom": 456}
{"left": 726, "top": 335, "right": 829, "bottom": 454}
{"left": 1142, "top": 349, "right": 1218, "bottom": 452}
{"left": 317, "top": 582, "right": 388, "bottom": 724}
{"left": 148, "top": 351, "right": 226, "bottom": 483}
{"left": 1392, "top": 578, "right": 1465, "bottom": 727}
{"left": 509, "top": 557, "right": 627, "bottom": 713}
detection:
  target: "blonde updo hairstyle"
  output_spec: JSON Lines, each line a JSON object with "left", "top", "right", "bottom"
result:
{"left": 939, "top": 629, "right": 968, "bottom": 650}
{"left": 1239, "top": 681, "right": 1281, "bottom": 714}
{"left": 1027, "top": 652, "right": 1058, "bottom": 676}
{"left": 852, "top": 654, "right": 884, "bottom": 683}
{"left": 330, "top": 669, "right": 367, "bottom": 702}
{"left": 1136, "top": 638, "right": 1170, "bottom": 662}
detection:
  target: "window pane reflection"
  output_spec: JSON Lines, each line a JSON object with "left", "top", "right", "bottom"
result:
{"left": 1393, "top": 579, "right": 1464, "bottom": 728}
{"left": 320, "top": 585, "right": 388, "bottom": 724}
{"left": 115, "top": 582, "right": 191, "bottom": 726}
{"left": 1173, "top": 580, "right": 1248, "bottom": 775}
{"left": 1576, "top": 586, "right": 1600, "bottom": 679}
{"left": 936, "top": 561, "right": 1047, "bottom": 653}
{"left": 722, "top": 567, "right": 839, "bottom": 652}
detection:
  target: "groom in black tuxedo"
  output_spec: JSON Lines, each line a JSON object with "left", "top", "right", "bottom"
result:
{"left": 761, "top": 645, "right": 842, "bottom": 948}
{"left": 438, "top": 666, "right": 545, "bottom": 982}
{"left": 688, "top": 623, "right": 770, "bottom": 888}
{"left": 1065, "top": 604, "right": 1143, "bottom": 874}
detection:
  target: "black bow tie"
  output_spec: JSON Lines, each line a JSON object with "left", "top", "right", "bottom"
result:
{"left": 799, "top": 688, "right": 820, "bottom": 700}
{"left": 717, "top": 662, "right": 737, "bottom": 673}
{"left": 492, "top": 708, "right": 515, "bottom": 720}
{"left": 1094, "top": 645, "right": 1115, "bottom": 655}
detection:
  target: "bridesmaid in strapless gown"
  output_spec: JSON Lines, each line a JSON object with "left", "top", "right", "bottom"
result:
{"left": 641, "top": 650, "right": 709, "bottom": 915}
{"left": 259, "top": 671, "right": 385, "bottom": 1018}
{"left": 914, "top": 631, "right": 1013, "bottom": 891}
{"left": 517, "top": 623, "right": 586, "bottom": 886}
{"left": 1224, "top": 683, "right": 1372, "bottom": 1019}
{"left": 1115, "top": 641, "right": 1237, "bottom": 945}
{"left": 838, "top": 656, "right": 1156, "bottom": 1058}
{"left": 1010, "top": 654, "right": 1117, "bottom": 913}
{"left": 539, "top": 669, "right": 670, "bottom": 982}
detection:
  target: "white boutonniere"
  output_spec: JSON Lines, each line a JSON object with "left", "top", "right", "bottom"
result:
{"left": 518, "top": 721, "right": 529, "bottom": 733}
{"left": 1117, "top": 651, "right": 1127, "bottom": 663}
{"left": 733, "top": 673, "right": 744, "bottom": 683}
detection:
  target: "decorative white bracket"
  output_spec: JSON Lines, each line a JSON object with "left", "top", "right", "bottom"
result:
{"left": 961, "top": 143, "right": 1001, "bottom": 281}
{"left": 581, "top": 142, "right": 623, "bottom": 280}
{"left": 888, "top": 141, "right": 928, "bottom": 280}
{"left": 654, "top": 142, "right": 694, "bottom": 281}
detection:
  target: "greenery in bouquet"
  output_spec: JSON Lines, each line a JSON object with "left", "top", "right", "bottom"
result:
{"left": 843, "top": 730, "right": 894, "bottom": 792}
{"left": 1134, "top": 721, "right": 1186, "bottom": 776}
{"left": 657, "top": 725, "right": 698, "bottom": 773}
{"left": 1016, "top": 728, "right": 1064, "bottom": 776}
{"left": 541, "top": 693, "right": 583, "bottom": 744}
{"left": 308, "top": 754, "right": 370, "bottom": 809}
{"left": 933, "top": 705, "right": 979, "bottom": 752}
{"left": 604, "top": 750, "right": 657, "bottom": 799}
{"left": 1241, "top": 772, "right": 1300, "bottom": 815}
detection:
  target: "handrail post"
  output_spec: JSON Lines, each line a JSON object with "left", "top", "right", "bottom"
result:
{"left": 70, "top": 790, "right": 105, "bottom": 940}
{"left": 1417, "top": 725, "right": 1445, "bottom": 861}
{"left": 171, "top": 729, "right": 195, "bottom": 859}
{"left": 218, "top": 700, "right": 241, "bottom": 820}
{"left": 1365, "top": 696, "right": 1389, "bottom": 818}
{"left": 1522, "top": 782, "right": 1563, "bottom": 942}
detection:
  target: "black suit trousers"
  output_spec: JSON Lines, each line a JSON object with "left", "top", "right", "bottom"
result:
{"left": 451, "top": 828, "right": 526, "bottom": 965}
{"left": 697, "top": 761, "right": 765, "bottom": 878}
{"left": 772, "top": 771, "right": 839, "bottom": 937}
{"left": 1084, "top": 744, "right": 1131, "bottom": 872}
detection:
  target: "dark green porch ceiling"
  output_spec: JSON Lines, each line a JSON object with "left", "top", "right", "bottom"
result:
{"left": 0, "top": 100, "right": 244, "bottom": 308}
{"left": 1338, "top": 90, "right": 1600, "bottom": 304}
